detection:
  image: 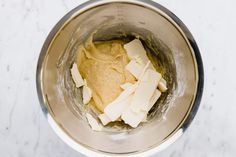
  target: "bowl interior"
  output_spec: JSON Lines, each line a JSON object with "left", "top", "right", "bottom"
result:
{"left": 38, "top": 1, "right": 199, "bottom": 155}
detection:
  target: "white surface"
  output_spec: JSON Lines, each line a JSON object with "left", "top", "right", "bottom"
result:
{"left": 0, "top": 0, "right": 236, "bottom": 156}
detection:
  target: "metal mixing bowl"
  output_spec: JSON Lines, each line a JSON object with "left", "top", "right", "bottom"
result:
{"left": 36, "top": 0, "right": 204, "bottom": 156}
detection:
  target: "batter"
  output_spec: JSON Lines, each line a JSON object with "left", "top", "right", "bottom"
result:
{"left": 76, "top": 37, "right": 136, "bottom": 112}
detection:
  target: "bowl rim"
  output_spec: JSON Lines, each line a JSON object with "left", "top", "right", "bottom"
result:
{"left": 36, "top": 0, "right": 204, "bottom": 156}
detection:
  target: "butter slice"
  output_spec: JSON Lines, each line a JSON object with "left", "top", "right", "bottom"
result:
{"left": 70, "top": 63, "right": 84, "bottom": 88}
{"left": 121, "top": 109, "right": 146, "bottom": 128}
{"left": 98, "top": 114, "right": 111, "bottom": 126}
{"left": 133, "top": 56, "right": 144, "bottom": 65}
{"left": 142, "top": 114, "right": 147, "bottom": 122}
{"left": 141, "top": 89, "right": 161, "bottom": 112}
{"left": 130, "top": 69, "right": 162, "bottom": 113}
{"left": 120, "top": 82, "right": 134, "bottom": 90}
{"left": 124, "top": 39, "right": 150, "bottom": 64}
{"left": 126, "top": 60, "right": 143, "bottom": 79}
{"left": 121, "top": 89, "right": 161, "bottom": 128}
{"left": 82, "top": 79, "right": 92, "bottom": 104}
{"left": 158, "top": 78, "right": 167, "bottom": 92}
{"left": 124, "top": 39, "right": 155, "bottom": 70}
{"left": 86, "top": 113, "right": 102, "bottom": 131}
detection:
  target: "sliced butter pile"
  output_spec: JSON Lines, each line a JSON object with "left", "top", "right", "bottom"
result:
{"left": 99, "top": 39, "right": 168, "bottom": 128}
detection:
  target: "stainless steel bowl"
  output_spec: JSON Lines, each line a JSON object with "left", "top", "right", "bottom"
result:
{"left": 36, "top": 0, "right": 204, "bottom": 156}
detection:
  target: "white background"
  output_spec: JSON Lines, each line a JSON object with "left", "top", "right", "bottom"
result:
{"left": 0, "top": 0, "right": 236, "bottom": 156}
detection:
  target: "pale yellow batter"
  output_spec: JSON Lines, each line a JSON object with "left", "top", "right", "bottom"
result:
{"left": 76, "top": 37, "right": 136, "bottom": 112}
